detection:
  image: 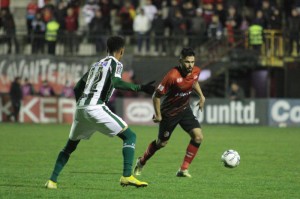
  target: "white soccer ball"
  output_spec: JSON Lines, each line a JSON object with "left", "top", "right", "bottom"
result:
{"left": 221, "top": 149, "right": 240, "bottom": 168}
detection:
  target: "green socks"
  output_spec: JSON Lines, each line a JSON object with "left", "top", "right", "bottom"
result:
{"left": 50, "top": 151, "right": 70, "bottom": 182}
{"left": 49, "top": 139, "right": 79, "bottom": 182}
{"left": 49, "top": 129, "right": 136, "bottom": 182}
{"left": 118, "top": 128, "right": 137, "bottom": 177}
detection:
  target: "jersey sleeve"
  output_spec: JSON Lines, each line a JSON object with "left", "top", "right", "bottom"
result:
{"left": 195, "top": 66, "right": 201, "bottom": 76}
{"left": 112, "top": 77, "right": 140, "bottom": 91}
{"left": 109, "top": 58, "right": 140, "bottom": 91}
{"left": 194, "top": 67, "right": 201, "bottom": 83}
{"left": 156, "top": 70, "right": 176, "bottom": 96}
{"left": 110, "top": 59, "right": 123, "bottom": 78}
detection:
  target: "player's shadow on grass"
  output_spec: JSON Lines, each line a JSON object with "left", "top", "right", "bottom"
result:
{"left": 0, "top": 184, "right": 38, "bottom": 188}
{"left": 0, "top": 183, "right": 111, "bottom": 190}
{"left": 70, "top": 171, "right": 119, "bottom": 175}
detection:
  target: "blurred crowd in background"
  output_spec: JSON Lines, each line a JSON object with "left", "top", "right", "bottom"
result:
{"left": 2, "top": 0, "right": 300, "bottom": 122}
{"left": 0, "top": 0, "right": 300, "bottom": 56}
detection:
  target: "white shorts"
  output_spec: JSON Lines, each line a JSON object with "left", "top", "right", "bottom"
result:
{"left": 69, "top": 104, "right": 128, "bottom": 140}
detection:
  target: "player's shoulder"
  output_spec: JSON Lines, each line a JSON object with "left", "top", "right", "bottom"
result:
{"left": 193, "top": 66, "right": 201, "bottom": 73}
{"left": 166, "top": 67, "right": 181, "bottom": 78}
{"left": 110, "top": 56, "right": 120, "bottom": 63}
{"left": 104, "top": 56, "right": 122, "bottom": 64}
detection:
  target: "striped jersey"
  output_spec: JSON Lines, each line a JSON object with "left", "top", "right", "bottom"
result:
{"left": 78, "top": 56, "right": 123, "bottom": 106}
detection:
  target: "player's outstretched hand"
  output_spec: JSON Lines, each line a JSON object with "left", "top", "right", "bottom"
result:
{"left": 140, "top": 81, "right": 155, "bottom": 95}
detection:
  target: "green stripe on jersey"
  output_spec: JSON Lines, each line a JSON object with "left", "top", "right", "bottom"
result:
{"left": 100, "top": 60, "right": 116, "bottom": 102}
{"left": 102, "top": 106, "right": 126, "bottom": 128}
{"left": 84, "top": 96, "right": 92, "bottom": 105}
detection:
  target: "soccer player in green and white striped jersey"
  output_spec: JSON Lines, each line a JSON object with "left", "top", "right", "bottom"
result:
{"left": 45, "top": 36, "right": 155, "bottom": 189}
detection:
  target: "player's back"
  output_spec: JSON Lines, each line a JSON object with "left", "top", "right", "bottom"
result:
{"left": 78, "top": 56, "right": 122, "bottom": 106}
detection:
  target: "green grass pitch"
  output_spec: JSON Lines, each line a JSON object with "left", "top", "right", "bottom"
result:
{"left": 0, "top": 124, "right": 299, "bottom": 199}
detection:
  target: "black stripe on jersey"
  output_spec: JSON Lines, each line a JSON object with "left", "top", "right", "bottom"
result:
{"left": 102, "top": 106, "right": 126, "bottom": 128}
{"left": 97, "top": 98, "right": 104, "bottom": 104}
{"left": 100, "top": 58, "right": 116, "bottom": 103}
{"left": 83, "top": 66, "right": 96, "bottom": 105}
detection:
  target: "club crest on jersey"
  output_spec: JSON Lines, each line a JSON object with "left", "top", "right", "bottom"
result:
{"left": 163, "top": 131, "right": 170, "bottom": 137}
{"left": 177, "top": 78, "right": 183, "bottom": 83}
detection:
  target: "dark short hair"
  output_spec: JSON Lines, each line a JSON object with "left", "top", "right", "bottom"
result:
{"left": 107, "top": 36, "right": 125, "bottom": 54}
{"left": 180, "top": 47, "right": 195, "bottom": 59}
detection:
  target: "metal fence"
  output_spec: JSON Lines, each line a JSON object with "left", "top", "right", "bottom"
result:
{"left": 0, "top": 29, "right": 298, "bottom": 66}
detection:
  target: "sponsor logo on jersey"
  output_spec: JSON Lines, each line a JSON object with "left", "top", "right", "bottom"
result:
{"left": 175, "top": 91, "right": 192, "bottom": 97}
{"left": 93, "top": 61, "right": 101, "bottom": 67}
{"left": 102, "top": 61, "right": 108, "bottom": 67}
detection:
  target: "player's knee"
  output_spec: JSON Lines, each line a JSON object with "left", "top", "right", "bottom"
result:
{"left": 192, "top": 129, "right": 203, "bottom": 144}
{"left": 130, "top": 131, "right": 136, "bottom": 143}
{"left": 194, "top": 134, "right": 203, "bottom": 144}
{"left": 119, "top": 128, "right": 136, "bottom": 144}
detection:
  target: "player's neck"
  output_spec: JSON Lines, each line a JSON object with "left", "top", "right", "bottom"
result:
{"left": 108, "top": 53, "right": 121, "bottom": 61}
{"left": 178, "top": 66, "right": 190, "bottom": 77}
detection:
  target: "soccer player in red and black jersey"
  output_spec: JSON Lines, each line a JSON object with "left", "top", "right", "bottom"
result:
{"left": 134, "top": 47, "right": 205, "bottom": 177}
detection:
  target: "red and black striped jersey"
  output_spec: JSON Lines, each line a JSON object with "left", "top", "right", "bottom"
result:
{"left": 156, "top": 66, "right": 201, "bottom": 117}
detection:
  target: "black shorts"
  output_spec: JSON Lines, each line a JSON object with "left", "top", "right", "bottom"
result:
{"left": 158, "top": 107, "right": 201, "bottom": 141}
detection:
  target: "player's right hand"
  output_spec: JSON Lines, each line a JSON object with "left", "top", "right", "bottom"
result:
{"left": 152, "top": 114, "right": 162, "bottom": 123}
{"left": 140, "top": 81, "right": 156, "bottom": 95}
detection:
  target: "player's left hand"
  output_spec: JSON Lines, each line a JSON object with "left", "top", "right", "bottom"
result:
{"left": 197, "top": 97, "right": 205, "bottom": 112}
{"left": 152, "top": 114, "right": 162, "bottom": 123}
